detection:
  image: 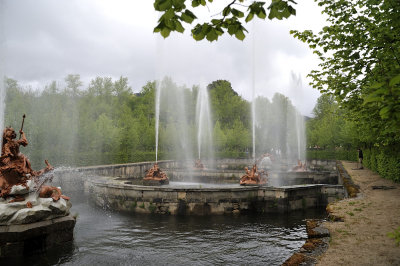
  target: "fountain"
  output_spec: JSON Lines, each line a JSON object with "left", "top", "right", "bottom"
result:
{"left": 83, "top": 78, "right": 343, "bottom": 215}
{"left": 196, "top": 86, "right": 214, "bottom": 165}
{"left": 0, "top": 121, "right": 74, "bottom": 258}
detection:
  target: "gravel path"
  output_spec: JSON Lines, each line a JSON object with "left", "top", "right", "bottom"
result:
{"left": 317, "top": 161, "right": 400, "bottom": 265}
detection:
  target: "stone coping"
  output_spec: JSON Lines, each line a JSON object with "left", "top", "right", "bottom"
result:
{"left": 75, "top": 160, "right": 175, "bottom": 171}
{"left": 88, "top": 177, "right": 342, "bottom": 192}
{"left": 0, "top": 215, "right": 75, "bottom": 235}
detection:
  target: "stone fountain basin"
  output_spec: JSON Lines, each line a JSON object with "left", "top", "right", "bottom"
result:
{"left": 85, "top": 176, "right": 343, "bottom": 215}
{"left": 166, "top": 169, "right": 336, "bottom": 185}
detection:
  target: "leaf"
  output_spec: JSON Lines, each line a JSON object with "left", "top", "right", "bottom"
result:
{"left": 192, "top": 0, "right": 200, "bottom": 7}
{"left": 389, "top": 74, "right": 400, "bottom": 87}
{"left": 174, "top": 20, "right": 185, "bottom": 33}
{"left": 379, "top": 106, "right": 391, "bottom": 119}
{"left": 228, "top": 25, "right": 238, "bottom": 35}
{"left": 257, "top": 8, "right": 267, "bottom": 19}
{"left": 231, "top": 8, "right": 244, "bottom": 18}
{"left": 161, "top": 27, "right": 171, "bottom": 38}
{"left": 192, "top": 24, "right": 203, "bottom": 35}
{"left": 181, "top": 10, "right": 196, "bottom": 24}
{"left": 155, "top": 0, "right": 172, "bottom": 11}
{"left": 223, "top": 6, "right": 231, "bottom": 16}
{"left": 192, "top": 24, "right": 207, "bottom": 41}
{"left": 363, "top": 94, "right": 382, "bottom": 104}
{"left": 211, "top": 19, "right": 220, "bottom": 25}
{"left": 281, "top": 8, "right": 291, "bottom": 18}
{"left": 153, "top": 21, "right": 164, "bottom": 33}
{"left": 235, "top": 29, "right": 245, "bottom": 41}
{"left": 172, "top": 0, "right": 185, "bottom": 9}
{"left": 163, "top": 8, "right": 175, "bottom": 20}
{"left": 369, "top": 82, "right": 385, "bottom": 89}
{"left": 245, "top": 12, "right": 254, "bottom": 23}
{"left": 215, "top": 27, "right": 224, "bottom": 35}
{"left": 288, "top": 5, "right": 296, "bottom": 15}
{"left": 206, "top": 28, "right": 218, "bottom": 42}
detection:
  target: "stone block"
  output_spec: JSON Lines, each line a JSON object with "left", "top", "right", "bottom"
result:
{"left": 177, "top": 192, "right": 186, "bottom": 200}
{"left": 0, "top": 216, "right": 75, "bottom": 258}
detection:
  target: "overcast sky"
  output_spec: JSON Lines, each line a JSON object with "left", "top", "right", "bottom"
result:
{"left": 0, "top": 0, "right": 327, "bottom": 116}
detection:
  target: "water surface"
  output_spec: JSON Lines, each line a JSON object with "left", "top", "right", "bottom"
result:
{"left": 5, "top": 192, "right": 325, "bottom": 265}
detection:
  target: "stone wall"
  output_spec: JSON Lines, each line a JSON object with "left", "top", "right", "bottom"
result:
{"left": 53, "top": 159, "right": 339, "bottom": 193}
{"left": 53, "top": 160, "right": 178, "bottom": 193}
{"left": 86, "top": 178, "right": 344, "bottom": 215}
{"left": 307, "top": 160, "right": 337, "bottom": 171}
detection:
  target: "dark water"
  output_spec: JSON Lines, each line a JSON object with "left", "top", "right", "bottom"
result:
{"left": 4, "top": 192, "right": 326, "bottom": 266}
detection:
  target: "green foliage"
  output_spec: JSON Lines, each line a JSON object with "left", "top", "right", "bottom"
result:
{"left": 153, "top": 0, "right": 297, "bottom": 41}
{"left": 306, "top": 94, "right": 359, "bottom": 150}
{"left": 292, "top": 0, "right": 400, "bottom": 145}
{"left": 306, "top": 149, "right": 357, "bottom": 161}
{"left": 297, "top": 0, "right": 400, "bottom": 182}
{"left": 208, "top": 80, "right": 250, "bottom": 127}
{"left": 363, "top": 146, "right": 400, "bottom": 182}
{"left": 387, "top": 226, "right": 400, "bottom": 246}
{"left": 4, "top": 76, "right": 254, "bottom": 168}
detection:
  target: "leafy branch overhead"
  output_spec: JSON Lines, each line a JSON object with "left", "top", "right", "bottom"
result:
{"left": 153, "top": 0, "right": 297, "bottom": 41}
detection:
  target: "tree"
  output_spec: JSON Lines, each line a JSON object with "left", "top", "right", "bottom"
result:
{"left": 64, "top": 74, "right": 82, "bottom": 96}
{"left": 308, "top": 94, "right": 342, "bottom": 149}
{"left": 291, "top": 0, "right": 400, "bottom": 144}
{"left": 153, "top": 0, "right": 297, "bottom": 41}
{"left": 208, "top": 80, "right": 250, "bottom": 127}
{"left": 213, "top": 120, "right": 227, "bottom": 150}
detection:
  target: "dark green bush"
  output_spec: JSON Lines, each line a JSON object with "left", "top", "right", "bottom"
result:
{"left": 363, "top": 146, "right": 400, "bottom": 183}
{"left": 306, "top": 149, "right": 357, "bottom": 161}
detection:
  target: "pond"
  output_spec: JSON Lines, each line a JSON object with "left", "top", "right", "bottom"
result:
{"left": 4, "top": 192, "right": 326, "bottom": 266}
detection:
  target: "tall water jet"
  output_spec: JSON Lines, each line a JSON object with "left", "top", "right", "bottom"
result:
{"left": 295, "top": 110, "right": 306, "bottom": 161}
{"left": 196, "top": 86, "right": 213, "bottom": 162}
{"left": 253, "top": 92, "right": 306, "bottom": 170}
{"left": 251, "top": 83, "right": 256, "bottom": 162}
{"left": 251, "top": 21, "right": 256, "bottom": 161}
{"left": 158, "top": 78, "right": 194, "bottom": 164}
{"left": 155, "top": 80, "right": 161, "bottom": 162}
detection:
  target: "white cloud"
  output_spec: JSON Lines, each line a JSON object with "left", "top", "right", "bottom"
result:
{"left": 2, "top": 0, "right": 326, "bottom": 116}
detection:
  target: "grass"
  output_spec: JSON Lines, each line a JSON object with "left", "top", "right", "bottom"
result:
{"left": 387, "top": 226, "right": 400, "bottom": 246}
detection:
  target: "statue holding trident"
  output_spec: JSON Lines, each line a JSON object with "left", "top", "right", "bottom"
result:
{"left": 0, "top": 115, "right": 68, "bottom": 202}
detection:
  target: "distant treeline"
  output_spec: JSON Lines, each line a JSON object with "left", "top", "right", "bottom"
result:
{"left": 4, "top": 75, "right": 302, "bottom": 169}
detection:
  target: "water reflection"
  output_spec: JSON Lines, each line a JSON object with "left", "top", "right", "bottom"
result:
{"left": 3, "top": 192, "right": 325, "bottom": 266}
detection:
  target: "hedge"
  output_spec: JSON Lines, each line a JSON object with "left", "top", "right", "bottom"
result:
{"left": 363, "top": 146, "right": 400, "bottom": 183}
{"left": 306, "top": 149, "right": 357, "bottom": 161}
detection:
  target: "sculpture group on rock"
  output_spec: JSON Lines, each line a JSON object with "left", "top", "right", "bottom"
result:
{"left": 240, "top": 164, "right": 267, "bottom": 186}
{"left": 143, "top": 163, "right": 169, "bottom": 185}
{"left": 194, "top": 159, "right": 205, "bottom": 169}
{"left": 292, "top": 160, "right": 306, "bottom": 172}
{"left": 0, "top": 125, "right": 69, "bottom": 204}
